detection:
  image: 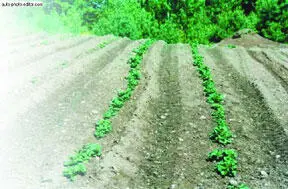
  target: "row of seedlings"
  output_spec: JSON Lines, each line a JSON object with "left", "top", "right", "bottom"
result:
{"left": 63, "top": 39, "right": 155, "bottom": 180}
{"left": 190, "top": 43, "right": 249, "bottom": 189}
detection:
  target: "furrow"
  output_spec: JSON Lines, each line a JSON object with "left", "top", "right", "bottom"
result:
{"left": 200, "top": 47, "right": 288, "bottom": 188}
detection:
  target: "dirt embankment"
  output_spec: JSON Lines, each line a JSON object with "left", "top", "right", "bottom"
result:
{"left": 1, "top": 33, "right": 288, "bottom": 189}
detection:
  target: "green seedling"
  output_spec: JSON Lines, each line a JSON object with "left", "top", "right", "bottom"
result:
{"left": 197, "top": 65, "right": 212, "bottom": 81}
{"left": 63, "top": 163, "right": 86, "bottom": 181}
{"left": 64, "top": 143, "right": 102, "bottom": 166}
{"left": 227, "top": 44, "right": 236, "bottom": 49}
{"left": 227, "top": 183, "right": 249, "bottom": 189}
{"left": 211, "top": 103, "right": 223, "bottom": 110}
{"left": 193, "top": 55, "right": 204, "bottom": 66}
{"left": 98, "top": 37, "right": 118, "bottom": 48}
{"left": 210, "top": 119, "right": 233, "bottom": 145}
{"left": 128, "top": 69, "right": 141, "bottom": 80}
{"left": 207, "top": 92, "right": 224, "bottom": 104}
{"left": 95, "top": 119, "right": 112, "bottom": 138}
{"left": 211, "top": 106, "right": 226, "bottom": 120}
{"left": 208, "top": 149, "right": 238, "bottom": 177}
{"left": 99, "top": 42, "right": 107, "bottom": 48}
{"left": 103, "top": 107, "right": 117, "bottom": 119}
{"left": 118, "top": 88, "right": 133, "bottom": 101}
{"left": 203, "top": 79, "right": 217, "bottom": 96}
{"left": 128, "top": 55, "right": 142, "bottom": 68}
{"left": 63, "top": 143, "right": 101, "bottom": 181}
{"left": 111, "top": 97, "right": 124, "bottom": 109}
{"left": 127, "top": 77, "right": 139, "bottom": 89}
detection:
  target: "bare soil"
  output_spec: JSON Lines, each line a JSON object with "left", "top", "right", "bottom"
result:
{"left": 1, "top": 32, "right": 288, "bottom": 189}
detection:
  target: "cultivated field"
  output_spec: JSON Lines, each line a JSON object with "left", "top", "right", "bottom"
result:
{"left": 1, "top": 31, "right": 288, "bottom": 189}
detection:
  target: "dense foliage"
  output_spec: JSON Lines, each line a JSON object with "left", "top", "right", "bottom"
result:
{"left": 36, "top": 0, "right": 287, "bottom": 44}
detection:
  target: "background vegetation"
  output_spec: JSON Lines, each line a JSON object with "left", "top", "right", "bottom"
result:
{"left": 19, "top": 0, "right": 287, "bottom": 44}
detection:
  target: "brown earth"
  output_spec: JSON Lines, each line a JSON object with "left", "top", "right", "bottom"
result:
{"left": 0, "top": 32, "right": 288, "bottom": 189}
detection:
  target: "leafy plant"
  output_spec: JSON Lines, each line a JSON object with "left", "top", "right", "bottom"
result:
{"left": 63, "top": 163, "right": 86, "bottom": 181}
{"left": 208, "top": 149, "right": 238, "bottom": 177}
{"left": 103, "top": 107, "right": 117, "bottom": 119}
{"left": 207, "top": 92, "right": 224, "bottom": 104}
{"left": 63, "top": 143, "right": 102, "bottom": 181}
{"left": 64, "top": 144, "right": 102, "bottom": 166}
{"left": 210, "top": 119, "right": 233, "bottom": 145}
{"left": 111, "top": 97, "right": 124, "bottom": 109}
{"left": 95, "top": 119, "right": 112, "bottom": 138}
{"left": 227, "top": 44, "right": 237, "bottom": 48}
{"left": 118, "top": 89, "right": 132, "bottom": 101}
{"left": 203, "top": 79, "right": 217, "bottom": 96}
{"left": 211, "top": 105, "right": 226, "bottom": 120}
{"left": 198, "top": 65, "right": 212, "bottom": 81}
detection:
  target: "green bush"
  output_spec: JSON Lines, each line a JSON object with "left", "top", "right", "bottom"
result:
{"left": 20, "top": 0, "right": 287, "bottom": 44}
{"left": 92, "top": 0, "right": 158, "bottom": 40}
{"left": 256, "top": 0, "right": 288, "bottom": 42}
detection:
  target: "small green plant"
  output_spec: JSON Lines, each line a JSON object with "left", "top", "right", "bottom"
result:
{"left": 118, "top": 88, "right": 132, "bottom": 101}
{"left": 63, "top": 143, "right": 102, "bottom": 181}
{"left": 203, "top": 79, "right": 217, "bottom": 96}
{"left": 197, "top": 65, "right": 212, "bottom": 81}
{"left": 111, "top": 97, "right": 125, "bottom": 109}
{"left": 211, "top": 105, "right": 226, "bottom": 120}
{"left": 99, "top": 42, "right": 107, "bottom": 48}
{"left": 63, "top": 163, "right": 86, "bottom": 181}
{"left": 227, "top": 183, "right": 250, "bottom": 189}
{"left": 103, "top": 107, "right": 117, "bottom": 119}
{"left": 98, "top": 37, "right": 118, "bottom": 48}
{"left": 210, "top": 119, "right": 233, "bottom": 145}
{"left": 208, "top": 149, "right": 238, "bottom": 177}
{"left": 95, "top": 119, "right": 112, "bottom": 138}
{"left": 227, "top": 44, "right": 236, "bottom": 49}
{"left": 207, "top": 92, "right": 224, "bottom": 104}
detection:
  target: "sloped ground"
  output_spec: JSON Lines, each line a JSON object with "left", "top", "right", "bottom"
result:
{"left": 0, "top": 32, "right": 288, "bottom": 189}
